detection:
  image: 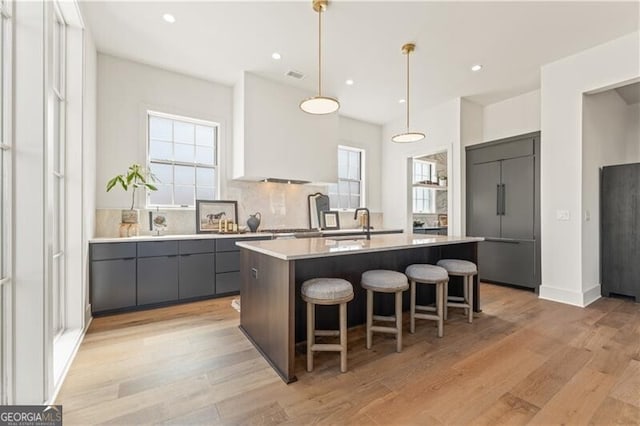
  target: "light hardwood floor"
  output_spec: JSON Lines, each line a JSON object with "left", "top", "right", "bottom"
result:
{"left": 57, "top": 284, "right": 640, "bottom": 425}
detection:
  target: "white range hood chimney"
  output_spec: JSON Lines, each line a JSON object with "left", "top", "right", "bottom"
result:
{"left": 233, "top": 72, "right": 339, "bottom": 184}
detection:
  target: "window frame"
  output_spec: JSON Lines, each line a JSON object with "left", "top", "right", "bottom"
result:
{"left": 412, "top": 159, "right": 437, "bottom": 214}
{"left": 50, "top": 1, "right": 67, "bottom": 339}
{"left": 146, "top": 110, "right": 220, "bottom": 209}
{"left": 329, "top": 145, "right": 365, "bottom": 211}
{"left": 0, "top": 0, "right": 12, "bottom": 406}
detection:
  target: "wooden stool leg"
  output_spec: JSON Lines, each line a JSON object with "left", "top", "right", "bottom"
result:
{"left": 366, "top": 289, "right": 373, "bottom": 349}
{"left": 463, "top": 274, "right": 469, "bottom": 317}
{"left": 395, "top": 290, "right": 403, "bottom": 352}
{"left": 410, "top": 280, "right": 416, "bottom": 333}
{"left": 467, "top": 275, "right": 474, "bottom": 324}
{"left": 436, "top": 282, "right": 444, "bottom": 338}
{"left": 339, "top": 302, "right": 348, "bottom": 372}
{"left": 444, "top": 280, "right": 449, "bottom": 320}
{"left": 307, "top": 302, "right": 315, "bottom": 372}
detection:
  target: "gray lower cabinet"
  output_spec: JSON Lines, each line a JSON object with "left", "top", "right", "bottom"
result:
{"left": 179, "top": 253, "right": 215, "bottom": 299}
{"left": 91, "top": 258, "right": 137, "bottom": 312}
{"left": 90, "top": 242, "right": 137, "bottom": 312}
{"left": 90, "top": 236, "right": 271, "bottom": 314}
{"left": 137, "top": 256, "right": 179, "bottom": 305}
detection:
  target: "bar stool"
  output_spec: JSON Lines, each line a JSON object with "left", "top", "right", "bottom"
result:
{"left": 437, "top": 259, "right": 477, "bottom": 323}
{"left": 301, "top": 278, "right": 354, "bottom": 373}
{"left": 405, "top": 264, "right": 449, "bottom": 338}
{"left": 361, "top": 270, "right": 409, "bottom": 352}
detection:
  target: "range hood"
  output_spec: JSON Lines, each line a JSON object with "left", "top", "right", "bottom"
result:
{"left": 233, "top": 72, "right": 339, "bottom": 184}
{"left": 262, "top": 178, "right": 310, "bottom": 185}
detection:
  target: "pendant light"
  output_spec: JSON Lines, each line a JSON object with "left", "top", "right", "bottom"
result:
{"left": 392, "top": 43, "right": 425, "bottom": 143}
{"left": 300, "top": 0, "right": 339, "bottom": 115}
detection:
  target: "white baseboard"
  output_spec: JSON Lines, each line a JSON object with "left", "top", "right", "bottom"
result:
{"left": 47, "top": 316, "right": 92, "bottom": 405}
{"left": 539, "top": 283, "right": 602, "bottom": 308}
{"left": 582, "top": 284, "right": 602, "bottom": 307}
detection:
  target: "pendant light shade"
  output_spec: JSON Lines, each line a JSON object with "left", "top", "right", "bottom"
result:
{"left": 300, "top": 0, "right": 339, "bottom": 115}
{"left": 392, "top": 43, "right": 425, "bottom": 143}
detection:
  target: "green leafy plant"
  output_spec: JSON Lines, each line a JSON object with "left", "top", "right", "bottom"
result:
{"left": 106, "top": 163, "right": 158, "bottom": 210}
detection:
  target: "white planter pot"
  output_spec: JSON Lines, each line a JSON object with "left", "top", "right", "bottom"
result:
{"left": 121, "top": 209, "right": 140, "bottom": 224}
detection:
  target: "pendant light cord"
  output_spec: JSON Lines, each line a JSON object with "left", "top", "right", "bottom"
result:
{"left": 318, "top": 7, "right": 322, "bottom": 96}
{"left": 406, "top": 49, "right": 410, "bottom": 131}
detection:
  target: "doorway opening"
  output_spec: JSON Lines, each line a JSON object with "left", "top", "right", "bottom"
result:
{"left": 409, "top": 150, "right": 449, "bottom": 235}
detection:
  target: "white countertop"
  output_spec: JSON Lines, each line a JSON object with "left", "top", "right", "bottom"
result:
{"left": 89, "top": 228, "right": 403, "bottom": 244}
{"left": 236, "top": 234, "right": 484, "bottom": 261}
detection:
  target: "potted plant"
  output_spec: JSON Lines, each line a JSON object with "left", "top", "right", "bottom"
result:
{"left": 106, "top": 163, "right": 157, "bottom": 224}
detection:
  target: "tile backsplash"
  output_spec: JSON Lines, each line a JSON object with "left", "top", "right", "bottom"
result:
{"left": 95, "top": 180, "right": 383, "bottom": 237}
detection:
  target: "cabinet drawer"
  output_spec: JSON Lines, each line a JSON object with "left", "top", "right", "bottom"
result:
{"left": 91, "top": 242, "right": 136, "bottom": 260}
{"left": 216, "top": 251, "right": 240, "bottom": 273}
{"left": 179, "top": 239, "right": 216, "bottom": 255}
{"left": 216, "top": 236, "right": 270, "bottom": 252}
{"left": 216, "top": 271, "right": 240, "bottom": 294}
{"left": 137, "top": 241, "right": 179, "bottom": 257}
{"left": 478, "top": 240, "right": 536, "bottom": 288}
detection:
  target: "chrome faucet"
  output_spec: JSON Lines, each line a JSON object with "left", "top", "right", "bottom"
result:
{"left": 353, "top": 207, "right": 371, "bottom": 240}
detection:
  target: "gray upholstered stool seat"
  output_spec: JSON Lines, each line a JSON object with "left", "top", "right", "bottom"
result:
{"left": 361, "top": 270, "right": 409, "bottom": 292}
{"left": 405, "top": 264, "right": 449, "bottom": 282}
{"left": 437, "top": 259, "right": 477, "bottom": 324}
{"left": 301, "top": 278, "right": 354, "bottom": 373}
{"left": 437, "top": 259, "right": 477, "bottom": 275}
{"left": 361, "top": 270, "right": 409, "bottom": 352}
{"left": 302, "top": 278, "right": 354, "bottom": 303}
{"left": 405, "top": 264, "right": 449, "bottom": 338}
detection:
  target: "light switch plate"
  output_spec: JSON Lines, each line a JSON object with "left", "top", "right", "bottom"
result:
{"left": 556, "top": 210, "right": 570, "bottom": 221}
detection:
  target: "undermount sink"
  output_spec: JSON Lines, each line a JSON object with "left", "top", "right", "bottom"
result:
{"left": 325, "top": 235, "right": 368, "bottom": 241}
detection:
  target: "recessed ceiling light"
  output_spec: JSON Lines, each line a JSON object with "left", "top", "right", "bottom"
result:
{"left": 345, "top": 79, "right": 354, "bottom": 86}
{"left": 398, "top": 99, "right": 406, "bottom": 104}
{"left": 471, "top": 64, "right": 483, "bottom": 72}
{"left": 271, "top": 52, "right": 281, "bottom": 60}
{"left": 163, "top": 13, "right": 175, "bottom": 23}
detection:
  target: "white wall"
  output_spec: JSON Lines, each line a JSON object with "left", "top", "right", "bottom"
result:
{"left": 96, "top": 54, "right": 233, "bottom": 209}
{"left": 581, "top": 89, "right": 639, "bottom": 299}
{"left": 338, "top": 116, "right": 382, "bottom": 212}
{"left": 540, "top": 31, "right": 640, "bottom": 307}
{"left": 626, "top": 103, "right": 640, "bottom": 159}
{"left": 460, "top": 99, "right": 484, "bottom": 234}
{"left": 481, "top": 90, "right": 541, "bottom": 144}
{"left": 382, "top": 98, "right": 462, "bottom": 235}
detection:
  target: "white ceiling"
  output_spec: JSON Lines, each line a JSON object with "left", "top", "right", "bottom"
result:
{"left": 80, "top": 1, "right": 640, "bottom": 125}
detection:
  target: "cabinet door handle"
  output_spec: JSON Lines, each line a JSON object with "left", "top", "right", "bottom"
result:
{"left": 501, "top": 184, "right": 506, "bottom": 215}
{"left": 122, "top": 257, "right": 136, "bottom": 261}
{"left": 496, "top": 184, "right": 501, "bottom": 216}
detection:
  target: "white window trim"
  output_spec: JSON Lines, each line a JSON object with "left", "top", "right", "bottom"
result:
{"left": 331, "top": 145, "right": 366, "bottom": 211}
{"left": 0, "top": 0, "right": 13, "bottom": 406}
{"left": 146, "top": 110, "right": 220, "bottom": 209}
{"left": 412, "top": 159, "right": 437, "bottom": 214}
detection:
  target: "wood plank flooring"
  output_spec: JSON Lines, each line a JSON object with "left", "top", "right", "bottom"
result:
{"left": 56, "top": 284, "right": 640, "bottom": 425}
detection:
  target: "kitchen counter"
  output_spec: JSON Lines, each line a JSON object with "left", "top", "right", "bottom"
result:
{"left": 238, "top": 234, "right": 482, "bottom": 383}
{"left": 236, "top": 234, "right": 480, "bottom": 261}
{"left": 89, "top": 228, "right": 403, "bottom": 244}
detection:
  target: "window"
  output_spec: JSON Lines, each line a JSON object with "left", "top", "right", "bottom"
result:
{"left": 329, "top": 146, "right": 364, "bottom": 210}
{"left": 412, "top": 159, "right": 437, "bottom": 213}
{"left": 51, "top": 4, "right": 66, "bottom": 338}
{"left": 0, "top": 0, "right": 12, "bottom": 405}
{"left": 147, "top": 112, "right": 218, "bottom": 207}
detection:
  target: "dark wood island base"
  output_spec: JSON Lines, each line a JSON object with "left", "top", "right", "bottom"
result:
{"left": 238, "top": 235, "right": 482, "bottom": 383}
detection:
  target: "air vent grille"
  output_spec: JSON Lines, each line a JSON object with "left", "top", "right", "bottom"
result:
{"left": 285, "top": 70, "right": 305, "bottom": 80}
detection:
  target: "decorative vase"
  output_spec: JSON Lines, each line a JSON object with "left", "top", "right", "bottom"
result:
{"left": 246, "top": 212, "right": 262, "bottom": 232}
{"left": 121, "top": 209, "right": 139, "bottom": 224}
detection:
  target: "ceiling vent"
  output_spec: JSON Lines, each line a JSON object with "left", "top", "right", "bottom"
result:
{"left": 285, "top": 70, "right": 305, "bottom": 80}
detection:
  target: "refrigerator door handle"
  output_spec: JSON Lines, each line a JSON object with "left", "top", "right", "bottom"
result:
{"left": 496, "top": 184, "right": 501, "bottom": 215}
{"left": 501, "top": 183, "right": 506, "bottom": 215}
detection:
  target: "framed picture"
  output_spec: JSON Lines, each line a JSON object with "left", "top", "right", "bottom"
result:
{"left": 149, "top": 210, "right": 168, "bottom": 234}
{"left": 322, "top": 211, "right": 340, "bottom": 230}
{"left": 196, "top": 200, "right": 238, "bottom": 233}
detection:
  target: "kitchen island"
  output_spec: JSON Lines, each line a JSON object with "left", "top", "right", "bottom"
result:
{"left": 237, "top": 234, "right": 483, "bottom": 383}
